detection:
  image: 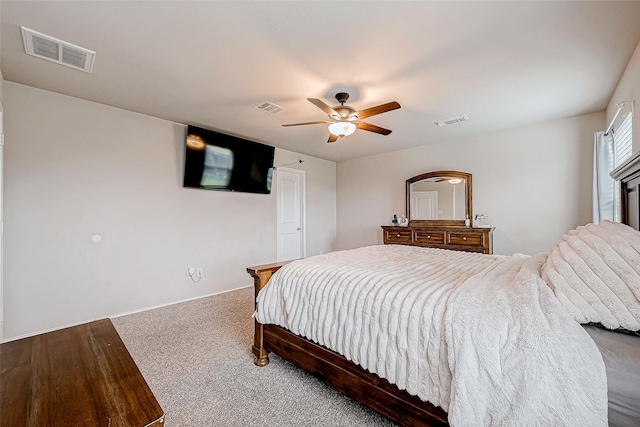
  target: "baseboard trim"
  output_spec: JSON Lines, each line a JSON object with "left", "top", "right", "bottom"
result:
{"left": 110, "top": 284, "right": 252, "bottom": 320}
{"left": 1, "top": 285, "right": 252, "bottom": 343}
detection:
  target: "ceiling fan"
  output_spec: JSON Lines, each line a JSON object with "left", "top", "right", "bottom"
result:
{"left": 283, "top": 92, "right": 401, "bottom": 143}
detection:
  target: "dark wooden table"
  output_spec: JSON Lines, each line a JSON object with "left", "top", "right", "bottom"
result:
{"left": 1, "top": 318, "right": 164, "bottom": 427}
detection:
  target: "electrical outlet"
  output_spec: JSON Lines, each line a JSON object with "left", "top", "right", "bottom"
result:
{"left": 186, "top": 267, "right": 203, "bottom": 282}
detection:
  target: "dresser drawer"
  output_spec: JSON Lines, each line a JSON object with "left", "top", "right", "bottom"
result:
{"left": 448, "top": 231, "right": 484, "bottom": 247}
{"left": 413, "top": 230, "right": 445, "bottom": 245}
{"left": 385, "top": 229, "right": 413, "bottom": 244}
{"left": 381, "top": 225, "right": 494, "bottom": 254}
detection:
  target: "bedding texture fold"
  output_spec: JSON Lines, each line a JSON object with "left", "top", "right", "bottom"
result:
{"left": 542, "top": 220, "right": 640, "bottom": 331}
{"left": 255, "top": 245, "right": 607, "bottom": 426}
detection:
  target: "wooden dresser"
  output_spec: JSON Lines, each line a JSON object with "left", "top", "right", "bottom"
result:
{"left": 382, "top": 225, "right": 494, "bottom": 254}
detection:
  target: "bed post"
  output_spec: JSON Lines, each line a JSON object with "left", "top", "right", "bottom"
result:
{"left": 246, "top": 262, "right": 290, "bottom": 367}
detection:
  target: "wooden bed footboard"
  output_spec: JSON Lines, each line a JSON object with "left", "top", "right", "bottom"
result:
{"left": 247, "top": 262, "right": 291, "bottom": 366}
{"left": 246, "top": 262, "right": 449, "bottom": 427}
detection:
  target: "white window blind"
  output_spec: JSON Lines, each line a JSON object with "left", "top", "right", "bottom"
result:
{"left": 614, "top": 112, "right": 633, "bottom": 167}
{"left": 613, "top": 112, "right": 633, "bottom": 222}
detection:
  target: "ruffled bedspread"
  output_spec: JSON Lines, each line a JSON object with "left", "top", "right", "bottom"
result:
{"left": 542, "top": 220, "right": 640, "bottom": 331}
{"left": 255, "top": 245, "right": 607, "bottom": 426}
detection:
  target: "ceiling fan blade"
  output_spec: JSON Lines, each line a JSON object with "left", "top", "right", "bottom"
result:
{"left": 282, "top": 121, "right": 329, "bottom": 127}
{"left": 308, "top": 98, "right": 340, "bottom": 119}
{"left": 355, "top": 101, "right": 401, "bottom": 120}
{"left": 356, "top": 121, "right": 392, "bottom": 136}
{"left": 327, "top": 133, "right": 339, "bottom": 143}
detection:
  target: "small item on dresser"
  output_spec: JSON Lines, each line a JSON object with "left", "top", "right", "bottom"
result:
{"left": 475, "top": 213, "right": 488, "bottom": 225}
{"left": 464, "top": 215, "right": 470, "bottom": 227}
{"left": 392, "top": 214, "right": 398, "bottom": 225}
{"left": 399, "top": 215, "right": 409, "bottom": 226}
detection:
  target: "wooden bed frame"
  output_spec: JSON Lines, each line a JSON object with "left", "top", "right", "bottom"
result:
{"left": 248, "top": 150, "right": 640, "bottom": 426}
{"left": 247, "top": 263, "right": 448, "bottom": 427}
{"left": 612, "top": 149, "right": 640, "bottom": 231}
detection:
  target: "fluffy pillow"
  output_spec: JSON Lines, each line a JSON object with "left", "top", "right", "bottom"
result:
{"left": 541, "top": 220, "right": 640, "bottom": 331}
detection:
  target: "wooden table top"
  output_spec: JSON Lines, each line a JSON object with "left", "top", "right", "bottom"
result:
{"left": 1, "top": 318, "right": 164, "bottom": 427}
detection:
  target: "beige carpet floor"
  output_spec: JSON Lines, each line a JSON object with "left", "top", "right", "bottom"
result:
{"left": 112, "top": 287, "right": 395, "bottom": 426}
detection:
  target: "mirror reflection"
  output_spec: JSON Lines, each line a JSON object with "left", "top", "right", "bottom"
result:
{"left": 409, "top": 177, "right": 466, "bottom": 220}
{"left": 406, "top": 171, "right": 472, "bottom": 226}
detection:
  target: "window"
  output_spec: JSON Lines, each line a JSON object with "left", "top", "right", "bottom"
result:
{"left": 613, "top": 112, "right": 633, "bottom": 221}
{"left": 614, "top": 112, "right": 633, "bottom": 167}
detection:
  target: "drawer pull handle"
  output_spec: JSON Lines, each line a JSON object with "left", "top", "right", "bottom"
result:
{"left": 427, "top": 235, "right": 431, "bottom": 239}
{"left": 396, "top": 233, "right": 401, "bottom": 238}
{"left": 463, "top": 237, "right": 467, "bottom": 241}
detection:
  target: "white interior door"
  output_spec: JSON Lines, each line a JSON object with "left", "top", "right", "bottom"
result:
{"left": 411, "top": 191, "right": 438, "bottom": 220}
{"left": 277, "top": 167, "right": 305, "bottom": 262}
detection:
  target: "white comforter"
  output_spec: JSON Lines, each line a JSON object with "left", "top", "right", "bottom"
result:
{"left": 255, "top": 245, "right": 607, "bottom": 426}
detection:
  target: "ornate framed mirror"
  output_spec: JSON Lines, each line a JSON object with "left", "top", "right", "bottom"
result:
{"left": 406, "top": 171, "right": 472, "bottom": 226}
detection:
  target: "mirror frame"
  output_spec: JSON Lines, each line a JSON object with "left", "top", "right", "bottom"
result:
{"left": 406, "top": 170, "right": 472, "bottom": 226}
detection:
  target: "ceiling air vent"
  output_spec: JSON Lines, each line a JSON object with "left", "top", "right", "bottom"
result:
{"left": 254, "top": 101, "right": 286, "bottom": 115}
{"left": 435, "top": 114, "right": 470, "bottom": 127}
{"left": 21, "top": 26, "right": 96, "bottom": 73}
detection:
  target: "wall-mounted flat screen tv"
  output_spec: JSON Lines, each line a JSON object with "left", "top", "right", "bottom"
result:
{"left": 183, "top": 125, "right": 275, "bottom": 194}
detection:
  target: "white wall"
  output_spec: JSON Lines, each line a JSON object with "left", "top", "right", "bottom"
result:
{"left": 607, "top": 39, "right": 640, "bottom": 152}
{"left": 0, "top": 68, "right": 5, "bottom": 341}
{"left": 3, "top": 82, "right": 336, "bottom": 339}
{"left": 336, "top": 112, "right": 604, "bottom": 256}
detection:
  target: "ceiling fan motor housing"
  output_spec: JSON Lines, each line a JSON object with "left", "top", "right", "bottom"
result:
{"left": 334, "top": 105, "right": 357, "bottom": 120}
{"left": 332, "top": 93, "right": 356, "bottom": 119}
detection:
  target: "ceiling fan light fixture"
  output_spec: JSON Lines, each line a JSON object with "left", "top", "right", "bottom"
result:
{"left": 328, "top": 121, "right": 356, "bottom": 137}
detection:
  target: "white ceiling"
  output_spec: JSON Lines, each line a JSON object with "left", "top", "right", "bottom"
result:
{"left": 2, "top": 1, "right": 640, "bottom": 162}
